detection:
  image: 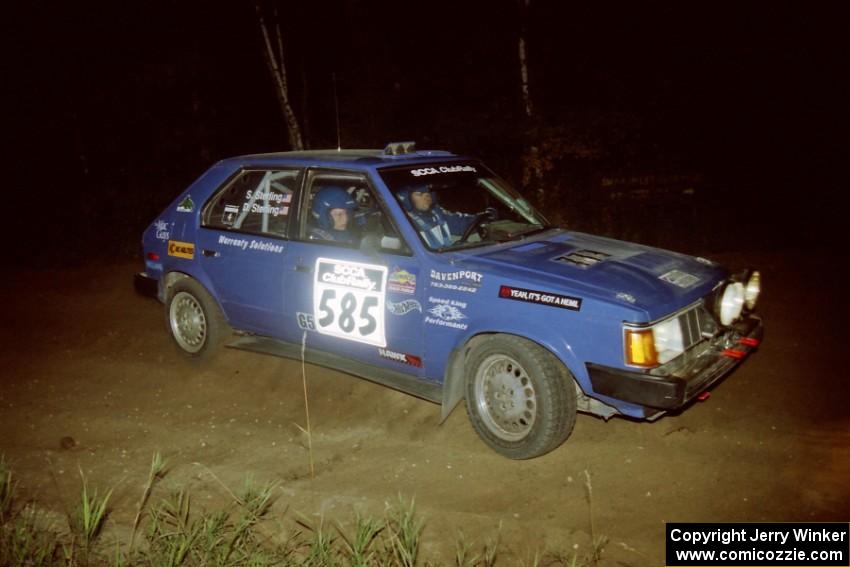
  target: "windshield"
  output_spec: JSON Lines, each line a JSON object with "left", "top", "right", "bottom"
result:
{"left": 379, "top": 162, "right": 550, "bottom": 251}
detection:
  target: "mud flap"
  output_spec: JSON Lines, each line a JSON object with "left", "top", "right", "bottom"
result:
{"left": 440, "top": 346, "right": 467, "bottom": 423}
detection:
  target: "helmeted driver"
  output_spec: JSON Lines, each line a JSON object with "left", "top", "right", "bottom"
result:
{"left": 309, "top": 186, "right": 358, "bottom": 244}
{"left": 396, "top": 184, "right": 474, "bottom": 248}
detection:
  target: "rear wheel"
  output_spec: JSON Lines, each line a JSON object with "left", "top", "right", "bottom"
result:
{"left": 465, "top": 335, "right": 576, "bottom": 459}
{"left": 165, "top": 278, "right": 230, "bottom": 359}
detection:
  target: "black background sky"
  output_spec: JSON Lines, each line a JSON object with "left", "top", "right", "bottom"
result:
{"left": 4, "top": 1, "right": 848, "bottom": 262}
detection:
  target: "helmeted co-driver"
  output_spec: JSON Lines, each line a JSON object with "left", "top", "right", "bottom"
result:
{"left": 309, "top": 186, "right": 358, "bottom": 244}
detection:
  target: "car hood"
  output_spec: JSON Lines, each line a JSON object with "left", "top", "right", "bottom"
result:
{"left": 459, "top": 230, "right": 726, "bottom": 321}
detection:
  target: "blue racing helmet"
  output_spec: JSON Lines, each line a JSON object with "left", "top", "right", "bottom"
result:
{"left": 395, "top": 183, "right": 434, "bottom": 213}
{"left": 311, "top": 186, "right": 356, "bottom": 231}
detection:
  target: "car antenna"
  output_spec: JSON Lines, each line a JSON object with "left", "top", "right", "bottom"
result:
{"left": 333, "top": 72, "right": 342, "bottom": 151}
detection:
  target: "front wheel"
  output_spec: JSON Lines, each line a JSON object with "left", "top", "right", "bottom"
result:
{"left": 464, "top": 335, "right": 576, "bottom": 459}
{"left": 165, "top": 278, "right": 230, "bottom": 359}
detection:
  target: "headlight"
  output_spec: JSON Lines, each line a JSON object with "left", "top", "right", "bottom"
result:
{"left": 744, "top": 270, "right": 761, "bottom": 310}
{"left": 624, "top": 316, "right": 685, "bottom": 368}
{"left": 718, "top": 282, "right": 745, "bottom": 326}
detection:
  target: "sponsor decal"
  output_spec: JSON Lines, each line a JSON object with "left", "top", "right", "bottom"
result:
{"left": 317, "top": 259, "right": 384, "bottom": 292}
{"left": 313, "top": 258, "right": 388, "bottom": 347}
{"left": 387, "top": 299, "right": 422, "bottom": 315}
{"left": 296, "top": 312, "right": 316, "bottom": 331}
{"left": 498, "top": 285, "right": 582, "bottom": 311}
{"left": 388, "top": 267, "right": 417, "bottom": 294}
{"left": 217, "top": 234, "right": 284, "bottom": 254}
{"left": 410, "top": 164, "right": 477, "bottom": 177}
{"left": 659, "top": 269, "right": 700, "bottom": 288}
{"left": 429, "top": 269, "right": 482, "bottom": 293}
{"left": 144, "top": 260, "right": 163, "bottom": 271}
{"left": 176, "top": 195, "right": 195, "bottom": 213}
{"left": 425, "top": 297, "right": 469, "bottom": 330}
{"left": 378, "top": 348, "right": 422, "bottom": 368}
{"left": 222, "top": 204, "right": 239, "bottom": 226}
{"left": 616, "top": 292, "right": 636, "bottom": 304}
{"left": 167, "top": 240, "right": 195, "bottom": 260}
{"left": 154, "top": 219, "right": 171, "bottom": 241}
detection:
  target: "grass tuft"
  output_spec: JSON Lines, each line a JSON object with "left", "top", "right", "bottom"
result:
{"left": 0, "top": 455, "right": 14, "bottom": 525}
{"left": 582, "top": 469, "right": 608, "bottom": 567}
{"left": 336, "top": 514, "right": 383, "bottom": 567}
{"left": 0, "top": 458, "right": 609, "bottom": 566}
{"left": 68, "top": 468, "right": 113, "bottom": 555}
{"left": 386, "top": 495, "right": 423, "bottom": 567}
{"left": 129, "top": 451, "right": 168, "bottom": 553}
{"left": 1, "top": 504, "right": 59, "bottom": 567}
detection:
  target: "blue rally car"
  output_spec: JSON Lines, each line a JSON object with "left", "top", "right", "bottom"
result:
{"left": 135, "top": 142, "right": 762, "bottom": 459}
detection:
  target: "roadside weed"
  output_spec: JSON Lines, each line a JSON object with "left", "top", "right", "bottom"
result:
{"left": 129, "top": 451, "right": 168, "bottom": 553}
{"left": 146, "top": 490, "right": 201, "bottom": 567}
{"left": 0, "top": 458, "right": 610, "bottom": 566}
{"left": 296, "top": 515, "right": 338, "bottom": 567}
{"left": 336, "top": 514, "right": 383, "bottom": 567}
{"left": 582, "top": 469, "right": 607, "bottom": 567}
{"left": 1, "top": 505, "right": 58, "bottom": 567}
{"left": 386, "top": 496, "right": 422, "bottom": 567}
{"left": 1, "top": 455, "right": 14, "bottom": 524}
{"left": 68, "top": 468, "right": 113, "bottom": 556}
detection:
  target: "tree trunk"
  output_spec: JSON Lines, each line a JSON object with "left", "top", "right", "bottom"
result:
{"left": 518, "top": 0, "right": 543, "bottom": 201}
{"left": 518, "top": 1, "right": 534, "bottom": 120}
{"left": 255, "top": 3, "right": 304, "bottom": 151}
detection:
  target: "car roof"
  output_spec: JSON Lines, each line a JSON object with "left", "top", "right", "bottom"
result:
{"left": 217, "top": 148, "right": 467, "bottom": 170}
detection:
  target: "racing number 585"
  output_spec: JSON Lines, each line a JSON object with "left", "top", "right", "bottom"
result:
{"left": 317, "top": 289, "right": 378, "bottom": 336}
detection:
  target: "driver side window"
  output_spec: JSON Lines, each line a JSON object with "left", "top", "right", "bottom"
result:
{"left": 300, "top": 170, "right": 409, "bottom": 254}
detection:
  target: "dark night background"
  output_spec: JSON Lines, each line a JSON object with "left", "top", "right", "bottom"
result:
{"left": 4, "top": 1, "right": 848, "bottom": 266}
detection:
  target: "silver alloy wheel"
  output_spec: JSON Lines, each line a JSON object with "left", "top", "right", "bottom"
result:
{"left": 169, "top": 291, "right": 207, "bottom": 353}
{"left": 473, "top": 354, "right": 537, "bottom": 441}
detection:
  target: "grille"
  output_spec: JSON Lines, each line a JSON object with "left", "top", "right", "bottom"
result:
{"left": 677, "top": 304, "right": 717, "bottom": 350}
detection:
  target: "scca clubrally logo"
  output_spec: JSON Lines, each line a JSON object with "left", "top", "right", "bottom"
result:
{"left": 167, "top": 240, "right": 195, "bottom": 260}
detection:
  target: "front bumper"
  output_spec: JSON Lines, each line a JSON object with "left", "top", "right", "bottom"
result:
{"left": 587, "top": 314, "right": 763, "bottom": 411}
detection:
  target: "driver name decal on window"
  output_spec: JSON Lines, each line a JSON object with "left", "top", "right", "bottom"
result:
{"left": 313, "top": 258, "right": 388, "bottom": 347}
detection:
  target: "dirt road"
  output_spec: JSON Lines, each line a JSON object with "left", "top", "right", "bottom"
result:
{"left": 1, "top": 249, "right": 847, "bottom": 564}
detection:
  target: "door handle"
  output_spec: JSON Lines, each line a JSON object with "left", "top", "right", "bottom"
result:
{"left": 202, "top": 249, "right": 219, "bottom": 258}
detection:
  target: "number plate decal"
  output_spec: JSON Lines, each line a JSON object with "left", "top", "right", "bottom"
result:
{"left": 313, "top": 258, "right": 388, "bottom": 347}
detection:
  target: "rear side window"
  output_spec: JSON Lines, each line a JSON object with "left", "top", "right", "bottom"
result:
{"left": 203, "top": 169, "right": 299, "bottom": 238}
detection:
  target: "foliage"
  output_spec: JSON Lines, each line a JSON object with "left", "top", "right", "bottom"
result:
{"left": 0, "top": 454, "right": 608, "bottom": 566}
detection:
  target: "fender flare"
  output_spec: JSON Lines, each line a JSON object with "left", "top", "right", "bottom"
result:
{"left": 439, "top": 331, "right": 586, "bottom": 423}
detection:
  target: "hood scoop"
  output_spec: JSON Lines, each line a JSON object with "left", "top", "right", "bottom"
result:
{"left": 552, "top": 249, "right": 611, "bottom": 269}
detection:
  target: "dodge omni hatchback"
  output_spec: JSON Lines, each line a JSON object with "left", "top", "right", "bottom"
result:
{"left": 135, "top": 142, "right": 762, "bottom": 459}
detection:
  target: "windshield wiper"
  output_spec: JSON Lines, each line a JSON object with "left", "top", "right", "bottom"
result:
{"left": 510, "top": 225, "right": 552, "bottom": 239}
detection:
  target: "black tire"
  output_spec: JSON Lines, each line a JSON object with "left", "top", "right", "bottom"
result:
{"left": 464, "top": 334, "right": 577, "bottom": 459}
{"left": 165, "top": 278, "right": 230, "bottom": 359}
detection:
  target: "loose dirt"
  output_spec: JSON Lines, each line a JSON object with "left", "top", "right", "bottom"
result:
{"left": 1, "top": 249, "right": 847, "bottom": 564}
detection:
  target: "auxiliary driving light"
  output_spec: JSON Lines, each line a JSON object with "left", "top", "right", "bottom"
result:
{"left": 718, "top": 282, "right": 745, "bottom": 326}
{"left": 744, "top": 270, "right": 761, "bottom": 310}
